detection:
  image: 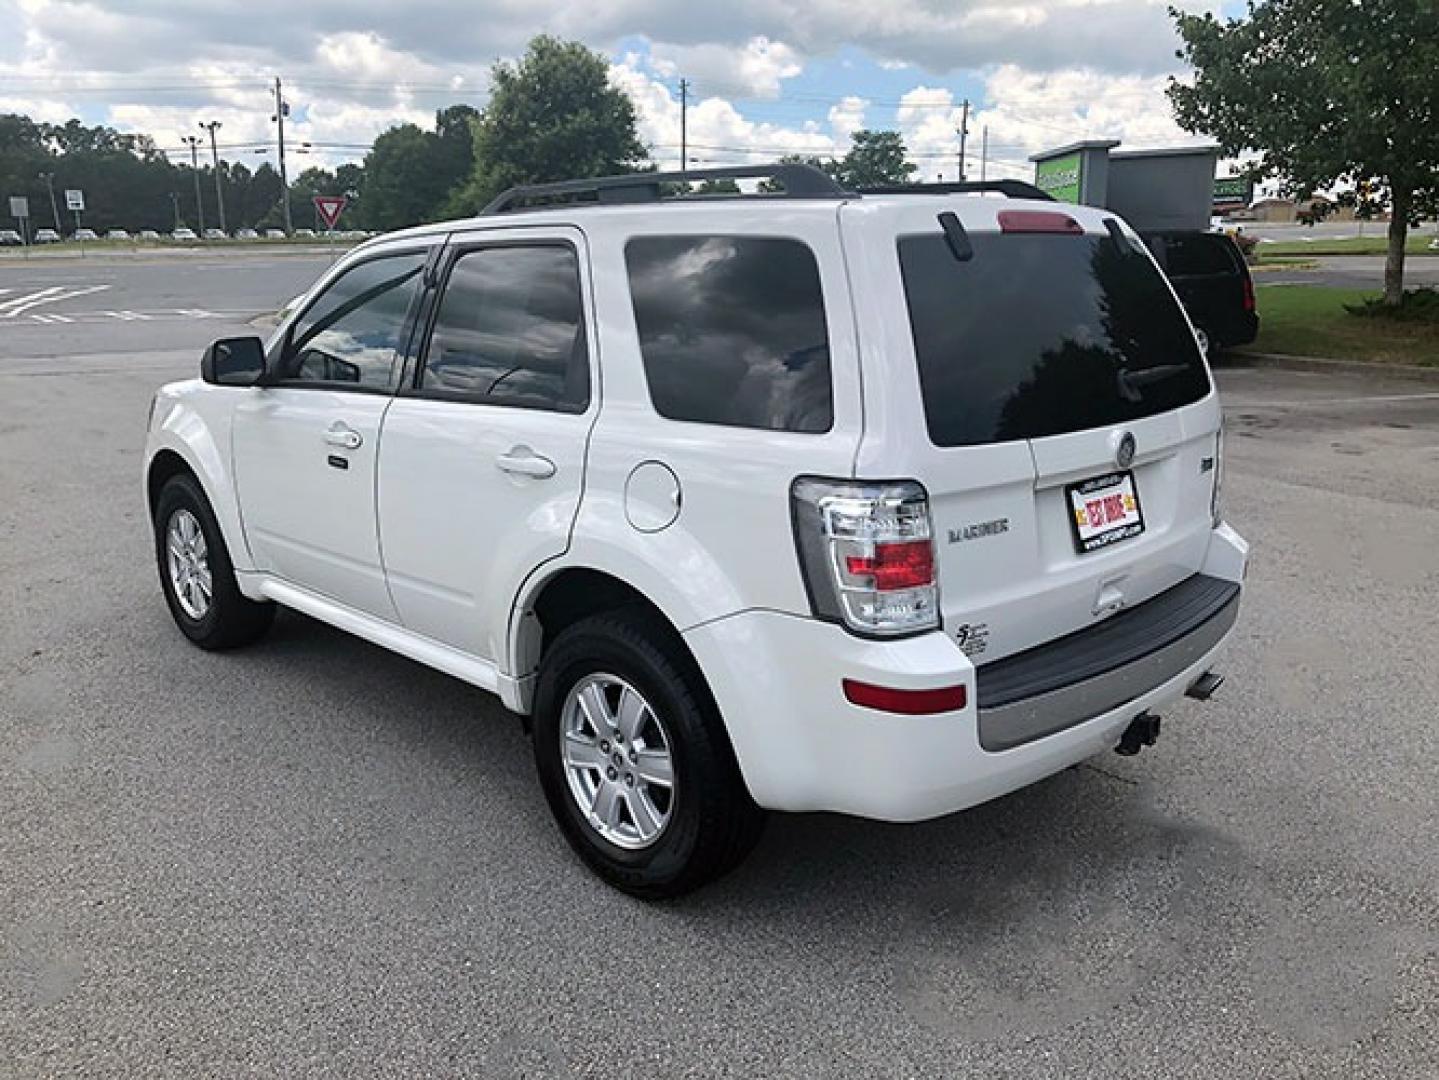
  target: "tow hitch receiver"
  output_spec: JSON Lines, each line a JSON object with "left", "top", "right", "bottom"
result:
{"left": 1115, "top": 712, "right": 1161, "bottom": 756}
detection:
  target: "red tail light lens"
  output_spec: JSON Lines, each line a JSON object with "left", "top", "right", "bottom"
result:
{"left": 845, "top": 541, "right": 935, "bottom": 591}
{"left": 1242, "top": 277, "right": 1256, "bottom": 312}
{"left": 843, "top": 679, "right": 968, "bottom": 715}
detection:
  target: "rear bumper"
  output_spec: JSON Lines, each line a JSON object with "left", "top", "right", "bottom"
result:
{"left": 976, "top": 574, "right": 1241, "bottom": 751}
{"left": 685, "top": 523, "right": 1247, "bottom": 822}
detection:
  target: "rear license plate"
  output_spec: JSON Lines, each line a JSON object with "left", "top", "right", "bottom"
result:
{"left": 1067, "top": 472, "right": 1144, "bottom": 553}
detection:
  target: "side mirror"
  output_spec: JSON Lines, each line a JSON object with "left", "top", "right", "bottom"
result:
{"left": 201, "top": 336, "right": 267, "bottom": 387}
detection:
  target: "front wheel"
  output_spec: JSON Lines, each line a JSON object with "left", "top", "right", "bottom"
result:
{"left": 532, "top": 610, "right": 764, "bottom": 899}
{"left": 153, "top": 473, "right": 274, "bottom": 650}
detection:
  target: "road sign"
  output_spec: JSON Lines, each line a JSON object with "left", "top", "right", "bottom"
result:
{"left": 65, "top": 189, "right": 85, "bottom": 212}
{"left": 313, "top": 194, "right": 347, "bottom": 231}
{"left": 9, "top": 196, "right": 28, "bottom": 218}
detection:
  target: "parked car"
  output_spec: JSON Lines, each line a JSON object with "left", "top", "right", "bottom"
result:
{"left": 1143, "top": 230, "right": 1258, "bottom": 356}
{"left": 105, "top": 229, "right": 131, "bottom": 241}
{"left": 235, "top": 228, "right": 259, "bottom": 240}
{"left": 0, "top": 229, "right": 22, "bottom": 246}
{"left": 294, "top": 228, "right": 316, "bottom": 238}
{"left": 264, "top": 229, "right": 287, "bottom": 240}
{"left": 139, "top": 230, "right": 161, "bottom": 241}
{"left": 171, "top": 228, "right": 197, "bottom": 241}
{"left": 73, "top": 228, "right": 98, "bottom": 241}
{"left": 143, "top": 167, "right": 1247, "bottom": 898}
{"left": 202, "top": 228, "right": 228, "bottom": 241}
{"left": 34, "top": 228, "right": 60, "bottom": 244}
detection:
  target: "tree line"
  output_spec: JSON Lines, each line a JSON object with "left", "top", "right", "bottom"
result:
{"left": 2, "top": 36, "right": 921, "bottom": 238}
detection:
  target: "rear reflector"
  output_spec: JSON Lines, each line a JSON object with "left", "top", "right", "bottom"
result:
{"left": 842, "top": 679, "right": 968, "bottom": 715}
{"left": 998, "top": 210, "right": 1083, "bottom": 235}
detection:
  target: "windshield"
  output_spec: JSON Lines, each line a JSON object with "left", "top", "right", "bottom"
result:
{"left": 899, "top": 230, "right": 1210, "bottom": 447}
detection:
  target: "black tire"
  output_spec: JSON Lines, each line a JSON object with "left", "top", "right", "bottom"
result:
{"left": 532, "top": 609, "right": 765, "bottom": 899}
{"left": 153, "top": 472, "right": 275, "bottom": 650}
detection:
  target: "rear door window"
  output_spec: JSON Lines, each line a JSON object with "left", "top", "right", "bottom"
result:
{"left": 899, "top": 231, "right": 1210, "bottom": 448}
{"left": 417, "top": 244, "right": 589, "bottom": 412}
{"left": 625, "top": 235, "right": 833, "bottom": 433}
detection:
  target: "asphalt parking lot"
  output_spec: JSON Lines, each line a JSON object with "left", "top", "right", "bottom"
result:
{"left": 2, "top": 254, "right": 1437, "bottom": 1078}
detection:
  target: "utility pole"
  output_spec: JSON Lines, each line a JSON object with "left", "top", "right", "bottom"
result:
{"left": 168, "top": 192, "right": 181, "bottom": 231}
{"left": 200, "top": 120, "right": 226, "bottom": 233}
{"left": 957, "top": 99, "right": 971, "bottom": 182}
{"left": 38, "top": 172, "right": 60, "bottom": 230}
{"left": 273, "top": 77, "right": 293, "bottom": 234}
{"left": 678, "top": 78, "right": 690, "bottom": 172}
{"left": 980, "top": 125, "right": 989, "bottom": 182}
{"left": 181, "top": 135, "right": 205, "bottom": 234}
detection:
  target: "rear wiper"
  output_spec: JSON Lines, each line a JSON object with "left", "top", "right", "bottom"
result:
{"left": 1116, "top": 364, "right": 1190, "bottom": 401}
{"left": 938, "top": 211, "right": 973, "bottom": 262}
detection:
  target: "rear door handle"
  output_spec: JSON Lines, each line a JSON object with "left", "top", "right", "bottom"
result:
{"left": 324, "top": 422, "right": 363, "bottom": 450}
{"left": 496, "top": 447, "right": 556, "bottom": 479}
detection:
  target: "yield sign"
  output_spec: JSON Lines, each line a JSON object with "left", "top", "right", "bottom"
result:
{"left": 313, "top": 194, "right": 348, "bottom": 231}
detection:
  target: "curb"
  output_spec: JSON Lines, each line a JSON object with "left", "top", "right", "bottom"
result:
{"left": 1223, "top": 350, "right": 1439, "bottom": 382}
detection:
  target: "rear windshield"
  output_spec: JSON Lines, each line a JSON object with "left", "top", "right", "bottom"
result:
{"left": 899, "top": 231, "right": 1210, "bottom": 447}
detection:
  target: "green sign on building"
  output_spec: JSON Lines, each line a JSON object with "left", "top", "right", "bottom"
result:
{"left": 1212, "top": 176, "right": 1253, "bottom": 206}
{"left": 1035, "top": 152, "right": 1084, "bottom": 203}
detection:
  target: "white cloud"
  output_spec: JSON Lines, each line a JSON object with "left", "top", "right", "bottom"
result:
{"left": 648, "top": 35, "right": 803, "bottom": 99}
{"left": 611, "top": 58, "right": 839, "bottom": 168}
{"left": 827, "top": 95, "right": 867, "bottom": 142}
{"left": 0, "top": 1, "right": 1230, "bottom": 176}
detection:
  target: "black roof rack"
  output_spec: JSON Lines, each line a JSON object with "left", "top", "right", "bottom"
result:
{"left": 480, "top": 167, "right": 1055, "bottom": 216}
{"left": 856, "top": 179, "right": 1054, "bottom": 202}
{"left": 481, "top": 163, "right": 849, "bottom": 215}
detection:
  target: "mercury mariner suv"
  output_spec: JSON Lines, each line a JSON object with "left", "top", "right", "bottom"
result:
{"left": 143, "top": 165, "right": 1248, "bottom": 898}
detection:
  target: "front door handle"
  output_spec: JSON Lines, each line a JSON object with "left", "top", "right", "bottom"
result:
{"left": 324, "top": 422, "right": 363, "bottom": 450}
{"left": 496, "top": 446, "right": 556, "bottom": 479}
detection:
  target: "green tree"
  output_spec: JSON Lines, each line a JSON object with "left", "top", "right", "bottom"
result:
{"left": 458, "top": 35, "right": 647, "bottom": 211}
{"left": 694, "top": 178, "right": 741, "bottom": 194}
{"left": 832, "top": 130, "right": 916, "bottom": 189}
{"left": 359, "top": 124, "right": 444, "bottom": 230}
{"left": 1169, "top": 0, "right": 1439, "bottom": 305}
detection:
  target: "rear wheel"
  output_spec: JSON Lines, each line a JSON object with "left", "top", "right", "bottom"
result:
{"left": 532, "top": 610, "right": 764, "bottom": 898}
{"left": 153, "top": 473, "right": 274, "bottom": 650}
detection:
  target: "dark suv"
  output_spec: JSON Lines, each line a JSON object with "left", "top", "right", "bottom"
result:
{"left": 1143, "top": 231, "right": 1258, "bottom": 356}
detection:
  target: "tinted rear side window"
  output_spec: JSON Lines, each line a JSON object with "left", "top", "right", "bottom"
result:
{"left": 419, "top": 245, "right": 589, "bottom": 412}
{"left": 625, "top": 236, "right": 833, "bottom": 433}
{"left": 899, "top": 232, "right": 1210, "bottom": 447}
{"left": 1159, "top": 233, "right": 1240, "bottom": 276}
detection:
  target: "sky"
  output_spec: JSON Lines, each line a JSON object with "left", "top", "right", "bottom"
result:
{"left": 0, "top": 0, "right": 1251, "bottom": 181}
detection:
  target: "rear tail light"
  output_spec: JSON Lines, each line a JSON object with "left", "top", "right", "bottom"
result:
{"left": 1242, "top": 276, "right": 1256, "bottom": 312}
{"left": 791, "top": 477, "right": 939, "bottom": 637}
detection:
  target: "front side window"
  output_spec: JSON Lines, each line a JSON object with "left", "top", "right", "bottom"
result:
{"left": 624, "top": 235, "right": 833, "bottom": 433}
{"left": 282, "top": 252, "right": 426, "bottom": 390}
{"left": 418, "top": 245, "right": 589, "bottom": 412}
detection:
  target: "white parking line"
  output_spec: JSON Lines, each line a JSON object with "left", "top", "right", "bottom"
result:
{"left": 1226, "top": 392, "right": 1439, "bottom": 408}
{"left": 0, "top": 285, "right": 112, "bottom": 318}
{"left": 0, "top": 286, "right": 64, "bottom": 314}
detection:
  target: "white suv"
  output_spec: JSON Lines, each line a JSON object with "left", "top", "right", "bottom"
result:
{"left": 143, "top": 166, "right": 1247, "bottom": 897}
